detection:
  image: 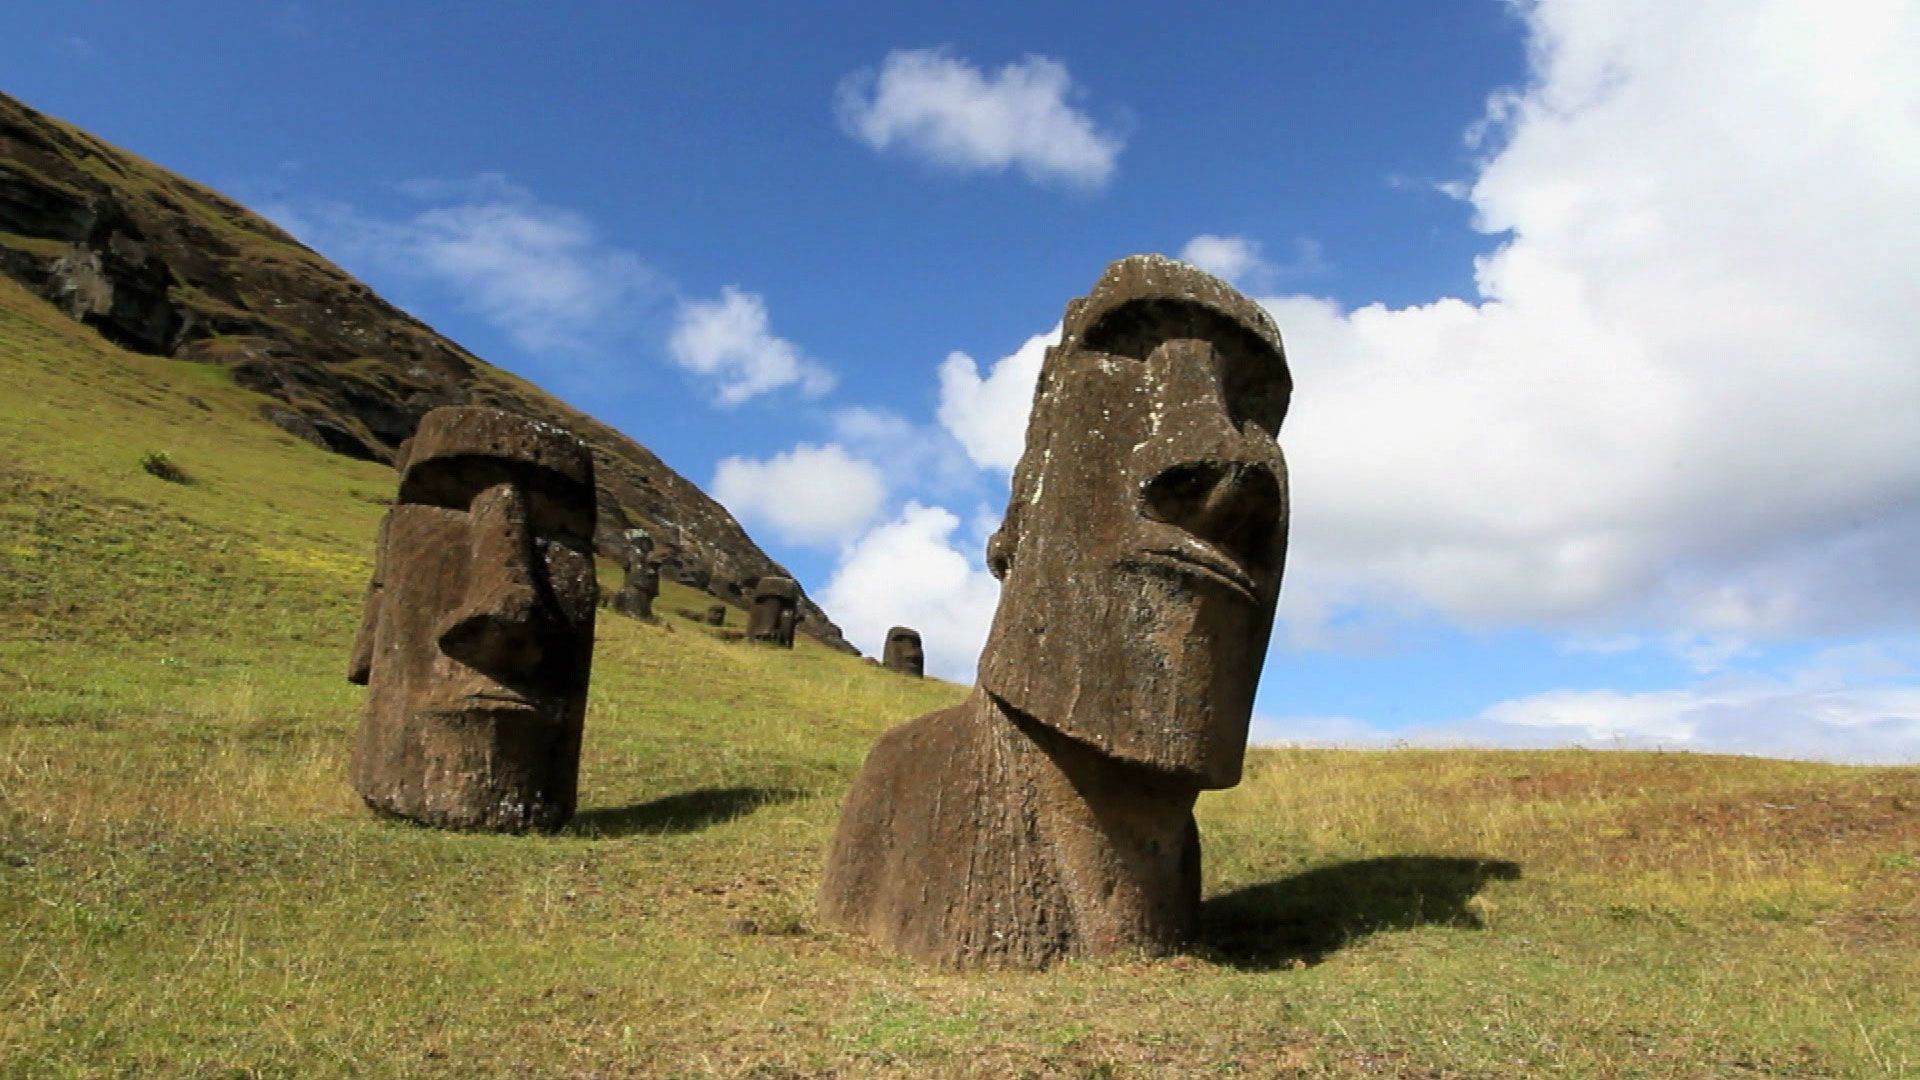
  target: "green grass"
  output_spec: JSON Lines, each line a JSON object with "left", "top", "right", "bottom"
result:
{"left": 2, "top": 273, "right": 1917, "bottom": 1078}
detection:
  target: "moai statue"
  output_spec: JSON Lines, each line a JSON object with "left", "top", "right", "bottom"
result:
{"left": 820, "top": 255, "right": 1291, "bottom": 967}
{"left": 347, "top": 406, "right": 598, "bottom": 833}
{"left": 705, "top": 604, "right": 727, "bottom": 626}
{"left": 610, "top": 529, "right": 660, "bottom": 621}
{"left": 747, "top": 575, "right": 799, "bottom": 648}
{"left": 881, "top": 627, "right": 924, "bottom": 678}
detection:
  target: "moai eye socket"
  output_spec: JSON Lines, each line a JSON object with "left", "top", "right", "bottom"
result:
{"left": 397, "top": 456, "right": 596, "bottom": 551}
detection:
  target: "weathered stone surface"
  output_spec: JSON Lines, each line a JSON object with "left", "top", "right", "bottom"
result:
{"left": 747, "top": 576, "right": 799, "bottom": 648}
{"left": 609, "top": 529, "right": 660, "bottom": 621}
{"left": 706, "top": 604, "right": 728, "bottom": 626}
{"left": 348, "top": 406, "right": 598, "bottom": 833}
{"left": 820, "top": 255, "right": 1291, "bottom": 967}
{"left": 881, "top": 627, "right": 924, "bottom": 678}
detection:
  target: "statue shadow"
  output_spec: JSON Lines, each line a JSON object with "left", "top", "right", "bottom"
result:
{"left": 568, "top": 785, "right": 805, "bottom": 838}
{"left": 1199, "top": 856, "right": 1521, "bottom": 970}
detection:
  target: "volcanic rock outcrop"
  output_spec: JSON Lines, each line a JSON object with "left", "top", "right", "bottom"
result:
{"left": 0, "top": 90, "right": 851, "bottom": 650}
{"left": 347, "top": 407, "right": 598, "bottom": 832}
{"left": 819, "top": 255, "right": 1292, "bottom": 967}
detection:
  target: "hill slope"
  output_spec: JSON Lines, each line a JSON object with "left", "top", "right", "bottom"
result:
{"left": 2, "top": 263, "right": 1916, "bottom": 1076}
{"left": 0, "top": 90, "right": 852, "bottom": 651}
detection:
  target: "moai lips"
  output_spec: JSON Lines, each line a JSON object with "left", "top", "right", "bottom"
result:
{"left": 820, "top": 255, "right": 1292, "bottom": 967}
{"left": 347, "top": 406, "right": 598, "bottom": 832}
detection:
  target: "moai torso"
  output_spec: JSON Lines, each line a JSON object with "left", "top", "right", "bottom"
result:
{"left": 821, "top": 255, "right": 1292, "bottom": 966}
{"left": 347, "top": 407, "right": 598, "bottom": 832}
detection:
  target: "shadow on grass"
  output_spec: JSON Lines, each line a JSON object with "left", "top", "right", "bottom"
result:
{"left": 568, "top": 785, "right": 806, "bottom": 838}
{"left": 1200, "top": 856, "right": 1522, "bottom": 969}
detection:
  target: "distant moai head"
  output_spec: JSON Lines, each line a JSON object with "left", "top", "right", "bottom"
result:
{"left": 747, "top": 575, "right": 799, "bottom": 647}
{"left": 882, "top": 626, "right": 925, "bottom": 678}
{"left": 347, "top": 406, "right": 598, "bottom": 831}
{"left": 977, "top": 255, "right": 1291, "bottom": 789}
{"left": 705, "top": 603, "right": 727, "bottom": 626}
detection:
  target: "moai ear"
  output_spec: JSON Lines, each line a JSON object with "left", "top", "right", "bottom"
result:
{"left": 347, "top": 515, "right": 391, "bottom": 685}
{"left": 985, "top": 528, "right": 1014, "bottom": 580}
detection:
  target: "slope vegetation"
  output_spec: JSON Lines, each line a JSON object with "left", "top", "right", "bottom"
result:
{"left": 0, "top": 90, "right": 851, "bottom": 649}
{"left": 1, "top": 208, "right": 1916, "bottom": 1077}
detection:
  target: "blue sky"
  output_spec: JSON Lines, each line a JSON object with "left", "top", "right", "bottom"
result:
{"left": 8, "top": 1, "right": 1918, "bottom": 762}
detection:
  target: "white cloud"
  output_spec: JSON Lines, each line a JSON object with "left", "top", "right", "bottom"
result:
{"left": 836, "top": 48, "right": 1124, "bottom": 189}
{"left": 830, "top": 406, "right": 979, "bottom": 496}
{"left": 935, "top": 327, "right": 1057, "bottom": 473}
{"left": 1179, "top": 235, "right": 1267, "bottom": 284}
{"left": 668, "top": 287, "right": 836, "bottom": 406}
{"left": 1179, "top": 235, "right": 1327, "bottom": 291}
{"left": 932, "top": 5, "right": 1920, "bottom": 648}
{"left": 1461, "top": 679, "right": 1920, "bottom": 764}
{"left": 1256, "top": 644, "right": 1920, "bottom": 764}
{"left": 1265, "top": 0, "right": 1920, "bottom": 643}
{"left": 820, "top": 503, "right": 1003, "bottom": 681}
{"left": 281, "top": 174, "right": 663, "bottom": 356}
{"left": 711, "top": 444, "right": 884, "bottom": 548}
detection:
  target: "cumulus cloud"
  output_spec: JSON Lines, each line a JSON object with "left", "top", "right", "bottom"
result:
{"left": 820, "top": 503, "right": 1003, "bottom": 681}
{"left": 286, "top": 174, "right": 665, "bottom": 356}
{"left": 1179, "top": 234, "right": 1326, "bottom": 291}
{"left": 929, "top": 4, "right": 1920, "bottom": 649}
{"left": 1256, "top": 643, "right": 1920, "bottom": 764}
{"left": 830, "top": 406, "right": 980, "bottom": 496}
{"left": 836, "top": 48, "right": 1124, "bottom": 188}
{"left": 668, "top": 287, "right": 836, "bottom": 406}
{"left": 711, "top": 444, "right": 884, "bottom": 547}
{"left": 1265, "top": 0, "right": 1920, "bottom": 643}
{"left": 935, "top": 327, "right": 1057, "bottom": 472}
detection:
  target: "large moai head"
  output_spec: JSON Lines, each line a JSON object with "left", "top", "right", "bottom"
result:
{"left": 747, "top": 575, "right": 799, "bottom": 647}
{"left": 882, "top": 626, "right": 925, "bottom": 677}
{"left": 977, "top": 255, "right": 1291, "bottom": 789}
{"left": 347, "top": 406, "right": 598, "bottom": 832}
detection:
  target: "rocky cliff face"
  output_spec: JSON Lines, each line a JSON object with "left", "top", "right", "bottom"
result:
{"left": 0, "top": 91, "right": 852, "bottom": 651}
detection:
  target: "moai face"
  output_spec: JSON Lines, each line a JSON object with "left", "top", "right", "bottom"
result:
{"left": 348, "top": 407, "right": 598, "bottom": 830}
{"left": 978, "top": 255, "right": 1290, "bottom": 789}
{"left": 882, "top": 627, "right": 925, "bottom": 677}
{"left": 748, "top": 575, "right": 799, "bottom": 647}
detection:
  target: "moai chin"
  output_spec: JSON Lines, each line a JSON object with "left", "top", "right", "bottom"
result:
{"left": 747, "top": 576, "right": 799, "bottom": 648}
{"left": 610, "top": 530, "right": 660, "bottom": 621}
{"left": 820, "top": 255, "right": 1291, "bottom": 967}
{"left": 347, "top": 406, "right": 598, "bottom": 832}
{"left": 881, "top": 627, "right": 924, "bottom": 678}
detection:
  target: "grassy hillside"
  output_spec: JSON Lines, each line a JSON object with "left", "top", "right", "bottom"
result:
{"left": 2, "top": 272, "right": 1916, "bottom": 1078}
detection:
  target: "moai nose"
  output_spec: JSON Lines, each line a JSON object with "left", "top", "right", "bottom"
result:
{"left": 1139, "top": 458, "right": 1283, "bottom": 568}
{"left": 437, "top": 482, "right": 548, "bottom": 676}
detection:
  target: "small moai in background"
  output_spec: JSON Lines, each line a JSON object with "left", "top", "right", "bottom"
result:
{"left": 706, "top": 603, "right": 727, "bottom": 626}
{"left": 609, "top": 528, "right": 660, "bottom": 621}
{"left": 881, "top": 627, "right": 924, "bottom": 677}
{"left": 820, "top": 255, "right": 1292, "bottom": 966}
{"left": 747, "top": 576, "right": 799, "bottom": 648}
{"left": 347, "top": 406, "right": 598, "bottom": 833}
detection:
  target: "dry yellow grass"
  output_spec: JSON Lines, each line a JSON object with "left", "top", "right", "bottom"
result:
{"left": 3, "top": 274, "right": 1917, "bottom": 1077}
